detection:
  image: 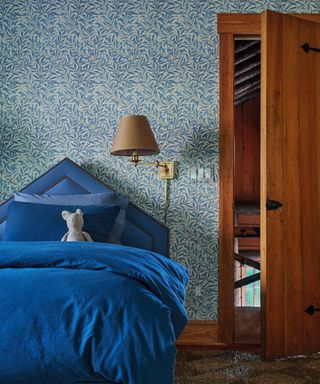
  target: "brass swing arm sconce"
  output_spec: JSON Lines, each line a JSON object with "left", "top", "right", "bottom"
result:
{"left": 111, "top": 115, "right": 175, "bottom": 180}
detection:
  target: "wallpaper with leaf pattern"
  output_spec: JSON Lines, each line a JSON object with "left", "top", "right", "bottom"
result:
{"left": 1, "top": 0, "right": 319, "bottom": 320}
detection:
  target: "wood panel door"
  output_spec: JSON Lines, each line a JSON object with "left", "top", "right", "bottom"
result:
{"left": 261, "top": 10, "right": 320, "bottom": 360}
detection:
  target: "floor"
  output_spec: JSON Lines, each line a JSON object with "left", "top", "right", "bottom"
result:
{"left": 175, "top": 349, "right": 320, "bottom": 383}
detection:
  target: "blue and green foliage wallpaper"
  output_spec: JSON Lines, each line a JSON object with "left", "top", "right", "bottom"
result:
{"left": 1, "top": 1, "right": 319, "bottom": 319}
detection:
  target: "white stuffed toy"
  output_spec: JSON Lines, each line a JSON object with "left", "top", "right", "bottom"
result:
{"left": 61, "top": 208, "right": 93, "bottom": 242}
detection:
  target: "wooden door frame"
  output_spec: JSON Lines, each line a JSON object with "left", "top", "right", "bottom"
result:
{"left": 217, "top": 12, "right": 320, "bottom": 345}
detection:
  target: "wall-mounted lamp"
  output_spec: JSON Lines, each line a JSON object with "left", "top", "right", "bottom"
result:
{"left": 111, "top": 115, "right": 174, "bottom": 180}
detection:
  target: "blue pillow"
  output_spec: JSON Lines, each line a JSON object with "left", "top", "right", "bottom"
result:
{"left": 3, "top": 202, "right": 120, "bottom": 243}
{"left": 14, "top": 192, "right": 129, "bottom": 243}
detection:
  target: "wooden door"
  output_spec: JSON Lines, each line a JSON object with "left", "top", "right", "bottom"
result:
{"left": 261, "top": 10, "right": 320, "bottom": 360}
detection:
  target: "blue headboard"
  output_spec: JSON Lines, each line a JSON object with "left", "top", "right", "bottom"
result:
{"left": 0, "top": 158, "right": 169, "bottom": 257}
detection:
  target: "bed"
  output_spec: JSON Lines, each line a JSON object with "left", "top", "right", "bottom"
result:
{"left": 0, "top": 158, "right": 188, "bottom": 384}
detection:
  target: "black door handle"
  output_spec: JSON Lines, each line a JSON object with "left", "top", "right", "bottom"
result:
{"left": 305, "top": 305, "right": 320, "bottom": 315}
{"left": 301, "top": 43, "right": 320, "bottom": 53}
{"left": 266, "top": 199, "right": 283, "bottom": 211}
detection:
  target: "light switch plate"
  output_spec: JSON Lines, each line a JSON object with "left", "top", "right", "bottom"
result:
{"left": 189, "top": 166, "right": 213, "bottom": 182}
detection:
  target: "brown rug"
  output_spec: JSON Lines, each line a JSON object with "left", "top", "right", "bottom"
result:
{"left": 175, "top": 350, "right": 320, "bottom": 383}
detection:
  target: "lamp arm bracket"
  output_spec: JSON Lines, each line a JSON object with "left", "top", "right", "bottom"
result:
{"left": 131, "top": 160, "right": 175, "bottom": 180}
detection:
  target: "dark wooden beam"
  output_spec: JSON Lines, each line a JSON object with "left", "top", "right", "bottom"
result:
{"left": 235, "top": 273, "right": 260, "bottom": 289}
{"left": 235, "top": 69, "right": 260, "bottom": 86}
{"left": 235, "top": 47, "right": 261, "bottom": 65}
{"left": 235, "top": 58, "right": 260, "bottom": 78}
{"left": 235, "top": 86, "right": 260, "bottom": 103}
{"left": 235, "top": 40, "right": 260, "bottom": 54}
{"left": 235, "top": 80, "right": 260, "bottom": 97}
{"left": 235, "top": 253, "right": 261, "bottom": 270}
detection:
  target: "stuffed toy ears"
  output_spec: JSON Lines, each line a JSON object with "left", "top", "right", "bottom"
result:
{"left": 62, "top": 210, "right": 71, "bottom": 221}
{"left": 62, "top": 209, "right": 83, "bottom": 221}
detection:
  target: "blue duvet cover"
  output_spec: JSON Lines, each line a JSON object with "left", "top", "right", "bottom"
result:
{"left": 0, "top": 242, "right": 188, "bottom": 384}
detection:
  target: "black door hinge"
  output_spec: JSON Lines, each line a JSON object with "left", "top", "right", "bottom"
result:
{"left": 305, "top": 305, "right": 320, "bottom": 316}
{"left": 266, "top": 199, "right": 283, "bottom": 211}
{"left": 301, "top": 43, "right": 320, "bottom": 53}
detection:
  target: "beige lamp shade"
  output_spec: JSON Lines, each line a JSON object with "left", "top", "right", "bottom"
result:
{"left": 111, "top": 115, "right": 160, "bottom": 156}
